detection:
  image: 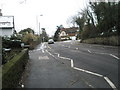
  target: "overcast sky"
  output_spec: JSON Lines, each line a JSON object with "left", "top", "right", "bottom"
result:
{"left": 0, "top": 0, "right": 88, "bottom": 36}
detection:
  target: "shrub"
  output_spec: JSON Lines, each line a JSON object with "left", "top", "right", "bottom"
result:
{"left": 82, "top": 36, "right": 120, "bottom": 46}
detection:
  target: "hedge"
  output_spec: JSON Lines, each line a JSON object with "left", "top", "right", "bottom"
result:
{"left": 82, "top": 36, "right": 120, "bottom": 46}
{"left": 2, "top": 49, "right": 29, "bottom": 88}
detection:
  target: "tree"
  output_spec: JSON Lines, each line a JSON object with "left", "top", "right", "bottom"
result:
{"left": 71, "top": 1, "right": 119, "bottom": 40}
{"left": 89, "top": 1, "right": 119, "bottom": 37}
{"left": 53, "top": 25, "right": 63, "bottom": 41}
{"left": 19, "top": 28, "right": 35, "bottom": 35}
{"left": 40, "top": 28, "right": 48, "bottom": 42}
{"left": 19, "top": 28, "right": 38, "bottom": 44}
{"left": 73, "top": 8, "right": 89, "bottom": 39}
{"left": 22, "top": 33, "right": 34, "bottom": 44}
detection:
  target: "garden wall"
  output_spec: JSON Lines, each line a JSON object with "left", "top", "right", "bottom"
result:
{"left": 2, "top": 49, "right": 29, "bottom": 88}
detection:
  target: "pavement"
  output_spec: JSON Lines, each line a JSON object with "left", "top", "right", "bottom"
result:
{"left": 21, "top": 40, "right": 119, "bottom": 89}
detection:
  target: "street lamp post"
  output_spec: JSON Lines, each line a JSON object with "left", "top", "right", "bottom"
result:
{"left": 37, "top": 14, "right": 43, "bottom": 35}
{"left": 39, "top": 14, "right": 43, "bottom": 35}
{"left": 39, "top": 22, "right": 40, "bottom": 35}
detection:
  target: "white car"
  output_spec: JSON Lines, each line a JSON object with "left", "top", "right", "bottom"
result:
{"left": 48, "top": 39, "right": 54, "bottom": 44}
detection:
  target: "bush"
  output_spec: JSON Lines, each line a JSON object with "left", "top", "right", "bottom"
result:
{"left": 2, "top": 49, "right": 29, "bottom": 88}
{"left": 2, "top": 39, "right": 22, "bottom": 49}
{"left": 82, "top": 36, "right": 119, "bottom": 46}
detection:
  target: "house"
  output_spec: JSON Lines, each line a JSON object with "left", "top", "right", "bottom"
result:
{"left": 59, "top": 27, "right": 79, "bottom": 40}
{"left": 0, "top": 16, "right": 14, "bottom": 37}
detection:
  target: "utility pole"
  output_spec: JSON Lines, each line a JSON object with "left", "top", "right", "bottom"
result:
{"left": 0, "top": 9, "right": 2, "bottom": 16}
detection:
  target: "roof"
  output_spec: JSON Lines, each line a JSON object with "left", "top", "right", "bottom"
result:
{"left": 60, "top": 27, "right": 79, "bottom": 36}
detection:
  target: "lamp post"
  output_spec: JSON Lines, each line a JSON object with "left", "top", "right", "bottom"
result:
{"left": 39, "top": 14, "right": 43, "bottom": 35}
{"left": 36, "top": 14, "right": 43, "bottom": 35}
{"left": 38, "top": 22, "right": 40, "bottom": 35}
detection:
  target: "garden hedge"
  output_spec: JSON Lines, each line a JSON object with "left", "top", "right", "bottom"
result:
{"left": 2, "top": 49, "right": 29, "bottom": 88}
{"left": 82, "top": 36, "right": 120, "bottom": 46}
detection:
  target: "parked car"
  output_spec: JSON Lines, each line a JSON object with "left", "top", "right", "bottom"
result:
{"left": 48, "top": 39, "right": 54, "bottom": 44}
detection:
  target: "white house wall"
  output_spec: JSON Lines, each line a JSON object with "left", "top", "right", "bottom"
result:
{"left": 60, "top": 31, "right": 67, "bottom": 37}
{"left": 0, "top": 28, "right": 13, "bottom": 37}
{"left": 70, "top": 36, "right": 76, "bottom": 40}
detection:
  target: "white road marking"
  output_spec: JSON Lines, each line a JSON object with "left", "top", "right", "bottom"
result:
{"left": 46, "top": 50, "right": 56, "bottom": 58}
{"left": 42, "top": 50, "right": 45, "bottom": 53}
{"left": 45, "top": 50, "right": 117, "bottom": 89}
{"left": 88, "top": 84, "right": 94, "bottom": 88}
{"left": 59, "top": 56, "right": 71, "bottom": 60}
{"left": 47, "top": 42, "right": 118, "bottom": 89}
{"left": 59, "top": 53, "right": 117, "bottom": 89}
{"left": 39, "top": 56, "right": 49, "bottom": 60}
{"left": 92, "top": 52, "right": 119, "bottom": 60}
{"left": 110, "top": 54, "right": 119, "bottom": 59}
{"left": 88, "top": 50, "right": 91, "bottom": 53}
{"left": 73, "top": 67, "right": 103, "bottom": 77}
{"left": 71, "top": 59, "right": 74, "bottom": 67}
{"left": 44, "top": 45, "right": 47, "bottom": 48}
{"left": 54, "top": 52, "right": 103, "bottom": 77}
{"left": 104, "top": 77, "right": 117, "bottom": 90}
{"left": 76, "top": 48, "right": 78, "bottom": 50}
{"left": 58, "top": 53, "right": 60, "bottom": 57}
{"left": 48, "top": 46, "right": 51, "bottom": 49}
{"left": 84, "top": 81, "right": 94, "bottom": 88}
{"left": 99, "top": 52, "right": 108, "bottom": 55}
{"left": 40, "top": 43, "right": 48, "bottom": 53}
{"left": 31, "top": 43, "right": 46, "bottom": 52}
{"left": 54, "top": 53, "right": 60, "bottom": 57}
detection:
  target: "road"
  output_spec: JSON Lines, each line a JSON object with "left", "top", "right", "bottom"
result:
{"left": 21, "top": 40, "right": 119, "bottom": 89}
